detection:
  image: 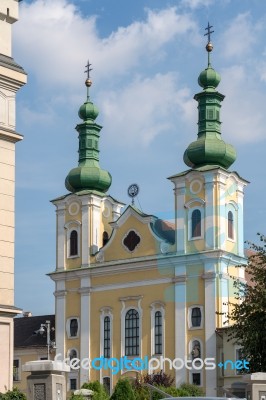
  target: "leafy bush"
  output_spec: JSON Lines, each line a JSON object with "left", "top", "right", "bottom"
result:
{"left": 142, "top": 371, "right": 175, "bottom": 387}
{"left": 179, "top": 382, "right": 205, "bottom": 396}
{"left": 110, "top": 379, "right": 135, "bottom": 400}
{"left": 0, "top": 388, "right": 27, "bottom": 400}
{"left": 81, "top": 381, "right": 109, "bottom": 400}
{"left": 69, "top": 395, "right": 84, "bottom": 400}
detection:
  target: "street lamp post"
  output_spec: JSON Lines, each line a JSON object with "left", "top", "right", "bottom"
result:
{"left": 39, "top": 320, "right": 55, "bottom": 360}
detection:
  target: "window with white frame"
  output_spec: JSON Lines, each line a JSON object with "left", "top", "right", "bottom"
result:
{"left": 125, "top": 309, "right": 139, "bottom": 356}
{"left": 187, "top": 200, "right": 205, "bottom": 240}
{"left": 65, "top": 221, "right": 81, "bottom": 258}
{"left": 150, "top": 302, "right": 165, "bottom": 356}
{"left": 188, "top": 306, "right": 203, "bottom": 329}
{"left": 192, "top": 209, "right": 201, "bottom": 238}
{"left": 100, "top": 307, "right": 113, "bottom": 359}
{"left": 66, "top": 317, "right": 80, "bottom": 338}
{"left": 70, "top": 230, "right": 78, "bottom": 256}
{"left": 104, "top": 316, "right": 111, "bottom": 358}
{"left": 228, "top": 211, "right": 234, "bottom": 240}
{"left": 226, "top": 201, "right": 238, "bottom": 242}
{"left": 13, "top": 359, "right": 20, "bottom": 381}
{"left": 120, "top": 297, "right": 143, "bottom": 360}
{"left": 154, "top": 311, "right": 162, "bottom": 355}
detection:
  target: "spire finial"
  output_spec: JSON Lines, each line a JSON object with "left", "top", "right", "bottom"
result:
{"left": 204, "top": 22, "right": 214, "bottom": 67}
{"left": 84, "top": 60, "right": 93, "bottom": 100}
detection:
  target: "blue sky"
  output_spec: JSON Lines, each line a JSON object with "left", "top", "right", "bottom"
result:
{"left": 13, "top": 0, "right": 266, "bottom": 315}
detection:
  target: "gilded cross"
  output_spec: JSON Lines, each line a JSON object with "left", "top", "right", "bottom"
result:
{"left": 204, "top": 22, "right": 214, "bottom": 42}
{"left": 85, "top": 60, "right": 93, "bottom": 79}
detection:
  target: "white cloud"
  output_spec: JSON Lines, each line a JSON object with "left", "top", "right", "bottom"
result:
{"left": 98, "top": 73, "right": 194, "bottom": 147}
{"left": 221, "top": 65, "right": 265, "bottom": 143}
{"left": 221, "top": 13, "right": 258, "bottom": 59}
{"left": 180, "top": 0, "right": 214, "bottom": 9}
{"left": 14, "top": 0, "right": 198, "bottom": 90}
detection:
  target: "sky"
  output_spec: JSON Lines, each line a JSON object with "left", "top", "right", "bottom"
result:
{"left": 13, "top": 0, "right": 266, "bottom": 315}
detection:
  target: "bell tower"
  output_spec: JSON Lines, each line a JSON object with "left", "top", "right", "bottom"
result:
{"left": 169, "top": 24, "right": 248, "bottom": 395}
{"left": 51, "top": 64, "right": 124, "bottom": 385}
{"left": 0, "top": 0, "right": 27, "bottom": 392}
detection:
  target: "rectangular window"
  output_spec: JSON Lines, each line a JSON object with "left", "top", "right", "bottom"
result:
{"left": 154, "top": 311, "right": 162, "bottom": 355}
{"left": 70, "top": 379, "right": 77, "bottom": 391}
{"left": 70, "top": 319, "right": 78, "bottom": 337}
{"left": 13, "top": 359, "right": 20, "bottom": 381}
{"left": 192, "top": 372, "right": 201, "bottom": 385}
{"left": 104, "top": 316, "right": 111, "bottom": 358}
{"left": 125, "top": 309, "right": 139, "bottom": 356}
{"left": 207, "top": 109, "right": 214, "bottom": 119}
{"left": 191, "top": 307, "right": 202, "bottom": 327}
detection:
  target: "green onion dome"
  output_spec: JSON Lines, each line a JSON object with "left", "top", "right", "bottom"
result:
{"left": 65, "top": 79, "right": 112, "bottom": 194}
{"left": 198, "top": 66, "right": 221, "bottom": 90}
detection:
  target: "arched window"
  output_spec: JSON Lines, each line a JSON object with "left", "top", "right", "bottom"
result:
{"left": 70, "top": 230, "right": 78, "bottom": 256}
{"left": 191, "top": 307, "right": 201, "bottom": 327}
{"left": 191, "top": 209, "right": 201, "bottom": 238}
{"left": 70, "top": 318, "right": 78, "bottom": 337}
{"left": 102, "top": 231, "right": 109, "bottom": 246}
{"left": 191, "top": 340, "right": 201, "bottom": 359}
{"left": 228, "top": 211, "right": 234, "bottom": 239}
{"left": 104, "top": 316, "right": 111, "bottom": 358}
{"left": 154, "top": 311, "right": 162, "bottom": 355}
{"left": 125, "top": 309, "right": 139, "bottom": 356}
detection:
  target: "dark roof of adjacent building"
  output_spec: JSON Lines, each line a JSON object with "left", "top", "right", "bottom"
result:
{"left": 14, "top": 314, "right": 55, "bottom": 348}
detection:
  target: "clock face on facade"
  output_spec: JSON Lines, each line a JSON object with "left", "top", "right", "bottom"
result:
{"left": 127, "top": 184, "right": 139, "bottom": 198}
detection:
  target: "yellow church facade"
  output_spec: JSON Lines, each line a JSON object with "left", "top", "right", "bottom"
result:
{"left": 49, "top": 38, "right": 248, "bottom": 396}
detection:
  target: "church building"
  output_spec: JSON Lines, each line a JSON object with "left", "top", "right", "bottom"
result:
{"left": 0, "top": 0, "right": 27, "bottom": 392}
{"left": 49, "top": 30, "right": 248, "bottom": 396}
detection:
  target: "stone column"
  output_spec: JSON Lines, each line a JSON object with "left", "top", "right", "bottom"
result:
{"left": 23, "top": 360, "right": 70, "bottom": 400}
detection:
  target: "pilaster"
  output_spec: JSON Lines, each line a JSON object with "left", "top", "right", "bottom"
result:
{"left": 56, "top": 206, "right": 66, "bottom": 270}
{"left": 79, "top": 277, "right": 91, "bottom": 386}
{"left": 54, "top": 282, "right": 67, "bottom": 364}
{"left": 202, "top": 266, "right": 217, "bottom": 396}
{"left": 174, "top": 268, "right": 187, "bottom": 386}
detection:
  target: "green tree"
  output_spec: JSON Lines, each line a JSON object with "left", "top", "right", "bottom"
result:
{"left": 0, "top": 388, "right": 27, "bottom": 400}
{"left": 110, "top": 379, "right": 135, "bottom": 400}
{"left": 225, "top": 234, "right": 266, "bottom": 372}
{"left": 81, "top": 381, "right": 109, "bottom": 400}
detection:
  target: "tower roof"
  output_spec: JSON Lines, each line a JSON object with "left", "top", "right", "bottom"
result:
{"left": 183, "top": 23, "right": 236, "bottom": 170}
{"left": 65, "top": 61, "right": 112, "bottom": 194}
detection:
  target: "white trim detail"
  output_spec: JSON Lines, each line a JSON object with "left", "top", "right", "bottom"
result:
{"left": 185, "top": 198, "right": 205, "bottom": 208}
{"left": 68, "top": 201, "right": 80, "bottom": 216}
{"left": 189, "top": 179, "right": 203, "bottom": 195}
